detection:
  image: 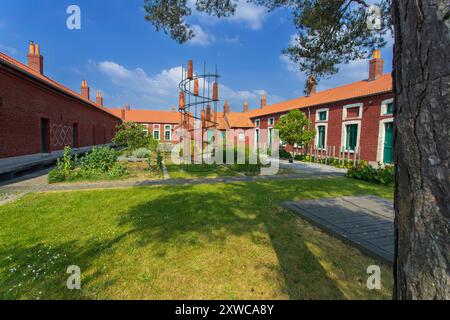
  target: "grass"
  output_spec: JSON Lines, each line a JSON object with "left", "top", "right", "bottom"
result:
{"left": 0, "top": 178, "right": 394, "bottom": 300}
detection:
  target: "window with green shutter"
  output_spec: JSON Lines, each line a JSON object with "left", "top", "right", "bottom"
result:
{"left": 318, "top": 126, "right": 326, "bottom": 148}
{"left": 346, "top": 124, "right": 358, "bottom": 151}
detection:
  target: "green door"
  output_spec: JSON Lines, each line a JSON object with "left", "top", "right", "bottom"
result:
{"left": 40, "top": 119, "right": 49, "bottom": 154}
{"left": 383, "top": 122, "right": 393, "bottom": 163}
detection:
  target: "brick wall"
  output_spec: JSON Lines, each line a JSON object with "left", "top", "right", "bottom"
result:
{"left": 251, "top": 92, "right": 394, "bottom": 162}
{"left": 0, "top": 65, "right": 121, "bottom": 159}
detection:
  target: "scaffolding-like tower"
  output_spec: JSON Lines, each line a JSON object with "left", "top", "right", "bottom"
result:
{"left": 178, "top": 60, "right": 220, "bottom": 134}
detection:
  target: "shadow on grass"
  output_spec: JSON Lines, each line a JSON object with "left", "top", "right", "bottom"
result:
{"left": 117, "top": 180, "right": 356, "bottom": 299}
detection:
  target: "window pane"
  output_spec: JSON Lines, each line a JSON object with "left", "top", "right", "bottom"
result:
{"left": 386, "top": 103, "right": 393, "bottom": 114}
{"left": 346, "top": 124, "right": 358, "bottom": 151}
{"left": 165, "top": 131, "right": 171, "bottom": 140}
{"left": 319, "top": 111, "right": 327, "bottom": 121}
{"left": 318, "top": 126, "right": 326, "bottom": 148}
{"left": 154, "top": 131, "right": 159, "bottom": 140}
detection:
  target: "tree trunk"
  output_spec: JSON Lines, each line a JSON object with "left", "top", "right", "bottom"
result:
{"left": 392, "top": 0, "right": 450, "bottom": 299}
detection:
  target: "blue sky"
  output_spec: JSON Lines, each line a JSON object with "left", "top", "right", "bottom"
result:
{"left": 0, "top": 0, "right": 393, "bottom": 112}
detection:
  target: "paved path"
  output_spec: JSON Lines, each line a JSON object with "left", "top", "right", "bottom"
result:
{"left": 0, "top": 171, "right": 344, "bottom": 194}
{"left": 283, "top": 195, "right": 394, "bottom": 264}
{"left": 0, "top": 159, "right": 346, "bottom": 194}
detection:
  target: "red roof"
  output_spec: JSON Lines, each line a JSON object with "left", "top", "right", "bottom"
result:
{"left": 107, "top": 108, "right": 181, "bottom": 124}
{"left": 246, "top": 74, "right": 392, "bottom": 118}
{"left": 0, "top": 51, "right": 119, "bottom": 119}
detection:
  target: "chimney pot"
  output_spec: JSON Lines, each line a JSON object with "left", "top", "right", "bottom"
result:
{"left": 81, "top": 80, "right": 90, "bottom": 100}
{"left": 260, "top": 95, "right": 267, "bottom": 109}
{"left": 27, "top": 42, "right": 44, "bottom": 74}
{"left": 306, "top": 75, "right": 317, "bottom": 96}
{"left": 243, "top": 100, "right": 249, "bottom": 113}
{"left": 224, "top": 101, "right": 230, "bottom": 114}
{"left": 369, "top": 49, "right": 384, "bottom": 81}
{"left": 96, "top": 92, "right": 104, "bottom": 107}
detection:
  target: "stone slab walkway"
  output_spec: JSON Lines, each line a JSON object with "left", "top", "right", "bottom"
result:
{"left": 283, "top": 195, "right": 394, "bottom": 264}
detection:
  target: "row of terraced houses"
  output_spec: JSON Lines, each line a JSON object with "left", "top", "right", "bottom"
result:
{"left": 0, "top": 43, "right": 394, "bottom": 176}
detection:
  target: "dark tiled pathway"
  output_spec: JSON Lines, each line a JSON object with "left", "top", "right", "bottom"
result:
{"left": 283, "top": 195, "right": 394, "bottom": 264}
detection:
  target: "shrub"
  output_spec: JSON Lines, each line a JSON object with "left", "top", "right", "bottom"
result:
{"left": 113, "top": 122, "right": 149, "bottom": 151}
{"left": 347, "top": 162, "right": 394, "bottom": 185}
{"left": 81, "top": 147, "right": 118, "bottom": 173}
{"left": 48, "top": 169, "right": 66, "bottom": 183}
{"left": 279, "top": 148, "right": 293, "bottom": 160}
{"left": 133, "top": 148, "right": 150, "bottom": 159}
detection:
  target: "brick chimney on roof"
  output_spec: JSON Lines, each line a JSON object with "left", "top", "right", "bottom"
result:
{"left": 260, "top": 95, "right": 267, "bottom": 109}
{"left": 96, "top": 92, "right": 104, "bottom": 107}
{"left": 27, "top": 41, "right": 44, "bottom": 75}
{"left": 224, "top": 101, "right": 230, "bottom": 114}
{"left": 306, "top": 75, "right": 317, "bottom": 97}
{"left": 243, "top": 100, "right": 249, "bottom": 113}
{"left": 81, "top": 80, "right": 90, "bottom": 100}
{"left": 369, "top": 49, "right": 384, "bottom": 81}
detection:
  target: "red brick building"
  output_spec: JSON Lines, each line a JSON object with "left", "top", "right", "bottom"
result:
{"left": 0, "top": 43, "right": 121, "bottom": 160}
{"left": 245, "top": 50, "right": 394, "bottom": 164}
{"left": 107, "top": 106, "right": 181, "bottom": 145}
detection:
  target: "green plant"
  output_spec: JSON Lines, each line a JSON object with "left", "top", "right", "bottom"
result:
{"left": 347, "top": 162, "right": 394, "bottom": 185}
{"left": 279, "top": 148, "right": 293, "bottom": 160}
{"left": 47, "top": 168, "right": 66, "bottom": 183}
{"left": 113, "top": 122, "right": 149, "bottom": 151}
{"left": 133, "top": 148, "right": 150, "bottom": 159}
{"left": 81, "top": 147, "right": 118, "bottom": 173}
{"left": 275, "top": 110, "right": 316, "bottom": 158}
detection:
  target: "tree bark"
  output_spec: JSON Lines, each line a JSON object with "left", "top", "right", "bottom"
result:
{"left": 392, "top": 0, "right": 450, "bottom": 299}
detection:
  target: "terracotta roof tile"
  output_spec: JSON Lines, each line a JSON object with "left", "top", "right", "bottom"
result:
{"left": 107, "top": 109, "right": 181, "bottom": 124}
{"left": 245, "top": 74, "right": 392, "bottom": 118}
{"left": 0, "top": 51, "right": 119, "bottom": 119}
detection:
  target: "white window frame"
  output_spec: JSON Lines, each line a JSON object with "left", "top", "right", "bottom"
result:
{"left": 376, "top": 117, "right": 394, "bottom": 163}
{"left": 268, "top": 117, "right": 275, "bottom": 126}
{"left": 341, "top": 120, "right": 362, "bottom": 153}
{"left": 315, "top": 123, "right": 328, "bottom": 150}
{"left": 380, "top": 98, "right": 394, "bottom": 116}
{"left": 254, "top": 128, "right": 260, "bottom": 147}
{"left": 255, "top": 119, "right": 261, "bottom": 127}
{"left": 316, "top": 108, "right": 329, "bottom": 122}
{"left": 164, "top": 124, "right": 172, "bottom": 141}
{"left": 153, "top": 124, "right": 161, "bottom": 141}
{"left": 238, "top": 132, "right": 245, "bottom": 142}
{"left": 342, "top": 103, "right": 363, "bottom": 120}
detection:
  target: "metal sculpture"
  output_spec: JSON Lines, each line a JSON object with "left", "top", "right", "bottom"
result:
{"left": 178, "top": 60, "right": 220, "bottom": 134}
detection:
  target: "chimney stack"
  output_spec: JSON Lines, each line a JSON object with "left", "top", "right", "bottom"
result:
{"left": 96, "top": 92, "right": 104, "bottom": 107}
{"left": 223, "top": 101, "right": 230, "bottom": 114}
{"left": 27, "top": 41, "right": 44, "bottom": 74}
{"left": 81, "top": 80, "right": 90, "bottom": 100}
{"left": 306, "top": 75, "right": 317, "bottom": 97}
{"left": 243, "top": 100, "right": 249, "bottom": 113}
{"left": 369, "top": 49, "right": 384, "bottom": 81}
{"left": 260, "top": 95, "right": 267, "bottom": 109}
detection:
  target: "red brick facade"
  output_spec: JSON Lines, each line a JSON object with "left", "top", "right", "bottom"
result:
{"left": 251, "top": 92, "right": 394, "bottom": 163}
{"left": 0, "top": 52, "right": 121, "bottom": 159}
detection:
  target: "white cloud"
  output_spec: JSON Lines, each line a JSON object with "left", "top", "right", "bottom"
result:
{"left": 188, "top": 24, "right": 214, "bottom": 46}
{"left": 188, "top": 0, "right": 268, "bottom": 31}
{"left": 95, "top": 60, "right": 284, "bottom": 111}
{"left": 96, "top": 61, "right": 182, "bottom": 108}
{"left": 227, "top": 1, "right": 268, "bottom": 30}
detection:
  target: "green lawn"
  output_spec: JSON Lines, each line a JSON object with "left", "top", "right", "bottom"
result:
{"left": 0, "top": 178, "right": 394, "bottom": 300}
